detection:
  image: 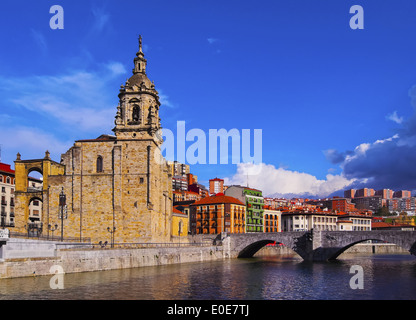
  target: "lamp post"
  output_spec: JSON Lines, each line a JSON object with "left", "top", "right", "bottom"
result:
{"left": 107, "top": 226, "right": 116, "bottom": 248}
{"left": 48, "top": 223, "right": 58, "bottom": 241}
{"left": 59, "top": 187, "right": 66, "bottom": 242}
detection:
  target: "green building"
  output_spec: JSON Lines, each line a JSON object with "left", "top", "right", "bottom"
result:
{"left": 224, "top": 185, "right": 264, "bottom": 232}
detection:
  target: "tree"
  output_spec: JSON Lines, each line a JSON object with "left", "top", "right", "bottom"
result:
{"left": 375, "top": 206, "right": 392, "bottom": 216}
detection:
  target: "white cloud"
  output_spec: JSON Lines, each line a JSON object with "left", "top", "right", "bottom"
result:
{"left": 207, "top": 38, "right": 219, "bottom": 45}
{"left": 0, "top": 61, "right": 124, "bottom": 132}
{"left": 386, "top": 110, "right": 403, "bottom": 124}
{"left": 91, "top": 6, "right": 110, "bottom": 33}
{"left": 105, "top": 61, "right": 127, "bottom": 75}
{"left": 0, "top": 125, "right": 72, "bottom": 162}
{"left": 0, "top": 60, "right": 125, "bottom": 165}
{"left": 224, "top": 162, "right": 355, "bottom": 198}
{"left": 158, "top": 89, "right": 176, "bottom": 108}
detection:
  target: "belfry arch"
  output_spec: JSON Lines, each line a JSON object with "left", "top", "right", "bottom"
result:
{"left": 13, "top": 151, "right": 65, "bottom": 236}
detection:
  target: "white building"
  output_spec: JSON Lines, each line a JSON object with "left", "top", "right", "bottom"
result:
{"left": 281, "top": 209, "right": 372, "bottom": 232}
{"left": 281, "top": 210, "right": 338, "bottom": 232}
{"left": 337, "top": 213, "right": 372, "bottom": 231}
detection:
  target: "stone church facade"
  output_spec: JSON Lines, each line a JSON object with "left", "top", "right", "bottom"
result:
{"left": 14, "top": 37, "right": 173, "bottom": 244}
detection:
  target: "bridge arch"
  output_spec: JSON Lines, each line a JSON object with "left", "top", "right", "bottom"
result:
{"left": 238, "top": 240, "right": 281, "bottom": 258}
{"left": 327, "top": 238, "right": 416, "bottom": 261}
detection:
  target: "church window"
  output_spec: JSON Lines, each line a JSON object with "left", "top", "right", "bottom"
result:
{"left": 132, "top": 105, "right": 140, "bottom": 123}
{"left": 97, "top": 156, "right": 103, "bottom": 173}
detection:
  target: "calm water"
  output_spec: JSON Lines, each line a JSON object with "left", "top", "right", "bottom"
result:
{"left": 1, "top": 253, "right": 416, "bottom": 300}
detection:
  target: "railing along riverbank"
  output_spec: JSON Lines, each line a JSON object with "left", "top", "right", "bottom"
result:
{"left": 55, "top": 241, "right": 215, "bottom": 250}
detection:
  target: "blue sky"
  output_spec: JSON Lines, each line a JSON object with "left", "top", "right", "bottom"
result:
{"left": 1, "top": 0, "right": 416, "bottom": 197}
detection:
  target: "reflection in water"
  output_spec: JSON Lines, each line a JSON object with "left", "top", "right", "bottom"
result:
{"left": 1, "top": 253, "right": 416, "bottom": 300}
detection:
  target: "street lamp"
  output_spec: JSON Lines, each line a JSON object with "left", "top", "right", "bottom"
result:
{"left": 48, "top": 223, "right": 58, "bottom": 241}
{"left": 107, "top": 226, "right": 116, "bottom": 248}
{"left": 59, "top": 187, "right": 66, "bottom": 242}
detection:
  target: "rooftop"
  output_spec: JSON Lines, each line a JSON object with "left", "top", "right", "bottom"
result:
{"left": 192, "top": 193, "right": 244, "bottom": 206}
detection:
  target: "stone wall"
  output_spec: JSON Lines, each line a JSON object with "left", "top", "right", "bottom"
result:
{"left": 0, "top": 243, "right": 224, "bottom": 279}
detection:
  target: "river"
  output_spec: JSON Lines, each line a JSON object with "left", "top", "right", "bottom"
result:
{"left": 1, "top": 253, "right": 416, "bottom": 300}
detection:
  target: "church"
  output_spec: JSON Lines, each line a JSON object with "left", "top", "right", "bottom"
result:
{"left": 13, "top": 37, "right": 173, "bottom": 244}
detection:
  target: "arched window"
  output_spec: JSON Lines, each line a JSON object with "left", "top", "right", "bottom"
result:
{"left": 96, "top": 156, "right": 103, "bottom": 173}
{"left": 132, "top": 105, "right": 140, "bottom": 123}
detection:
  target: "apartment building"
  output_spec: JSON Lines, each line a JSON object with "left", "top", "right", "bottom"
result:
{"left": 393, "top": 190, "right": 411, "bottom": 198}
{"left": 225, "top": 186, "right": 264, "bottom": 233}
{"left": 387, "top": 197, "right": 416, "bottom": 214}
{"left": 281, "top": 209, "right": 338, "bottom": 231}
{"left": 173, "top": 190, "right": 201, "bottom": 203}
{"left": 337, "top": 212, "right": 372, "bottom": 231}
{"left": 189, "top": 193, "right": 246, "bottom": 234}
{"left": 264, "top": 206, "right": 281, "bottom": 232}
{"left": 375, "top": 189, "right": 394, "bottom": 199}
{"left": 322, "top": 197, "right": 356, "bottom": 212}
{"left": 209, "top": 178, "right": 224, "bottom": 195}
{"left": 0, "top": 163, "right": 15, "bottom": 228}
{"left": 351, "top": 196, "right": 384, "bottom": 212}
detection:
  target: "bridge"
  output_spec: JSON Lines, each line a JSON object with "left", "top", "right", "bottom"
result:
{"left": 222, "top": 230, "right": 416, "bottom": 261}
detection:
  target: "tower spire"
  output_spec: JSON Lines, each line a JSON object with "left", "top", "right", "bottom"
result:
{"left": 139, "top": 35, "right": 143, "bottom": 53}
{"left": 133, "top": 35, "right": 147, "bottom": 74}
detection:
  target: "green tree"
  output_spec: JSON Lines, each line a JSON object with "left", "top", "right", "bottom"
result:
{"left": 375, "top": 206, "right": 392, "bottom": 216}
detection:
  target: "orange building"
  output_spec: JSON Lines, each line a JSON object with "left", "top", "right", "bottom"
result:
{"left": 190, "top": 193, "right": 245, "bottom": 234}
{"left": 331, "top": 198, "right": 357, "bottom": 213}
{"left": 209, "top": 178, "right": 224, "bottom": 195}
{"left": 263, "top": 205, "right": 281, "bottom": 232}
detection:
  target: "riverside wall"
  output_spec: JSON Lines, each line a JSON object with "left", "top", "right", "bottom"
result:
{"left": 0, "top": 237, "right": 409, "bottom": 279}
{"left": 0, "top": 236, "right": 225, "bottom": 279}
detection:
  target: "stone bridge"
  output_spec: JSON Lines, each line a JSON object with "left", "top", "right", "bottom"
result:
{"left": 222, "top": 230, "right": 416, "bottom": 261}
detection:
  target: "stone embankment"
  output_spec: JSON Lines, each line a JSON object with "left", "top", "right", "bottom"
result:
{"left": 0, "top": 236, "right": 409, "bottom": 279}
{"left": 0, "top": 236, "right": 225, "bottom": 279}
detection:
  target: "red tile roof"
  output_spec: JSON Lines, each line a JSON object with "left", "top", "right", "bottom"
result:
{"left": 173, "top": 207, "right": 186, "bottom": 215}
{"left": 0, "top": 163, "right": 14, "bottom": 174}
{"left": 192, "top": 194, "right": 244, "bottom": 206}
{"left": 372, "top": 221, "right": 414, "bottom": 228}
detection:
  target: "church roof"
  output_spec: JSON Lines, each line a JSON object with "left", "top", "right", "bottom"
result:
{"left": 76, "top": 134, "right": 116, "bottom": 143}
{"left": 127, "top": 72, "right": 153, "bottom": 88}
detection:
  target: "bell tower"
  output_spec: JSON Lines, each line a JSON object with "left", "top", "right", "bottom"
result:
{"left": 113, "top": 36, "right": 162, "bottom": 142}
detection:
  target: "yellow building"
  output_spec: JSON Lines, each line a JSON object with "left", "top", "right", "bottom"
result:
{"left": 14, "top": 37, "right": 173, "bottom": 244}
{"left": 171, "top": 207, "right": 189, "bottom": 239}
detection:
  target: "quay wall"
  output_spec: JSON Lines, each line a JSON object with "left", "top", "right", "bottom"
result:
{"left": 0, "top": 237, "right": 225, "bottom": 279}
{"left": 0, "top": 237, "right": 410, "bottom": 279}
